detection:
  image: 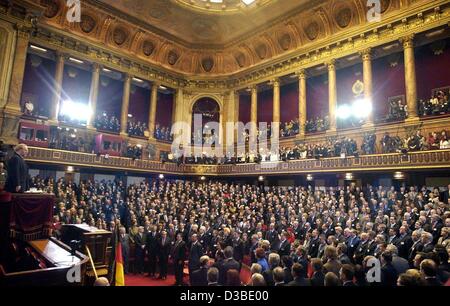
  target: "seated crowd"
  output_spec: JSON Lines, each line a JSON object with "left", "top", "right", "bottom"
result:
{"left": 31, "top": 176, "right": 449, "bottom": 286}
{"left": 419, "top": 90, "right": 449, "bottom": 117}
{"left": 305, "top": 116, "right": 330, "bottom": 133}
{"left": 154, "top": 124, "right": 172, "bottom": 142}
{"left": 94, "top": 113, "right": 121, "bottom": 133}
{"left": 385, "top": 99, "right": 408, "bottom": 122}
{"left": 127, "top": 120, "right": 147, "bottom": 137}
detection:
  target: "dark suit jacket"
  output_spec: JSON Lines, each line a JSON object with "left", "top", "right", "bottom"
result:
{"left": 262, "top": 268, "right": 275, "bottom": 286}
{"left": 188, "top": 242, "right": 204, "bottom": 270}
{"left": 190, "top": 267, "right": 208, "bottom": 286}
{"left": 5, "top": 152, "right": 29, "bottom": 193}
{"left": 408, "top": 241, "right": 423, "bottom": 263}
{"left": 287, "top": 277, "right": 311, "bottom": 286}
{"left": 172, "top": 240, "right": 187, "bottom": 262}
{"left": 278, "top": 240, "right": 291, "bottom": 257}
{"left": 146, "top": 231, "right": 159, "bottom": 255}
{"left": 157, "top": 237, "right": 171, "bottom": 259}
{"left": 395, "top": 234, "right": 413, "bottom": 259}
{"left": 381, "top": 263, "right": 398, "bottom": 286}
{"left": 311, "top": 271, "right": 325, "bottom": 286}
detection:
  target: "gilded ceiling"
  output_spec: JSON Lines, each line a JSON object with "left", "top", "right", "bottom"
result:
{"left": 37, "top": 0, "right": 425, "bottom": 76}
{"left": 93, "top": 0, "right": 316, "bottom": 47}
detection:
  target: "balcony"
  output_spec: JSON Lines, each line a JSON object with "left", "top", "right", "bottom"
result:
{"left": 25, "top": 146, "right": 450, "bottom": 176}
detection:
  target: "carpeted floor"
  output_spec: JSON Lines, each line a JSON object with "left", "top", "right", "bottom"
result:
{"left": 124, "top": 265, "right": 252, "bottom": 286}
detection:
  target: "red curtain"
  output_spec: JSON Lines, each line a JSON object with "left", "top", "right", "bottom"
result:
{"left": 416, "top": 39, "right": 450, "bottom": 100}
{"left": 372, "top": 53, "right": 405, "bottom": 120}
{"left": 97, "top": 75, "right": 124, "bottom": 118}
{"left": 129, "top": 85, "right": 151, "bottom": 124}
{"left": 306, "top": 72, "right": 328, "bottom": 119}
{"left": 257, "top": 89, "right": 273, "bottom": 124}
{"left": 156, "top": 91, "right": 174, "bottom": 128}
{"left": 239, "top": 93, "right": 251, "bottom": 124}
{"left": 280, "top": 82, "right": 299, "bottom": 123}
{"left": 336, "top": 63, "right": 363, "bottom": 106}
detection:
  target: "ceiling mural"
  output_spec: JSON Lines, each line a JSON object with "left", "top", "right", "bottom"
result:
{"left": 38, "top": 0, "right": 412, "bottom": 76}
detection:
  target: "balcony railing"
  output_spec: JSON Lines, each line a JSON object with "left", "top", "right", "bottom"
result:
{"left": 26, "top": 146, "right": 450, "bottom": 176}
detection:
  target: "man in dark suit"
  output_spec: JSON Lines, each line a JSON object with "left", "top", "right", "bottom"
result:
{"left": 157, "top": 230, "right": 171, "bottom": 279}
{"left": 232, "top": 231, "right": 244, "bottom": 264}
{"left": 310, "top": 258, "right": 325, "bottom": 286}
{"left": 408, "top": 230, "right": 423, "bottom": 266}
{"left": 420, "top": 259, "right": 442, "bottom": 286}
{"left": 134, "top": 226, "right": 146, "bottom": 274}
{"left": 278, "top": 232, "right": 291, "bottom": 257}
{"left": 440, "top": 184, "right": 450, "bottom": 204}
{"left": 172, "top": 233, "right": 186, "bottom": 286}
{"left": 273, "top": 267, "right": 286, "bottom": 286}
{"left": 5, "top": 144, "right": 29, "bottom": 193}
{"left": 381, "top": 251, "right": 398, "bottom": 286}
{"left": 395, "top": 226, "right": 413, "bottom": 259}
{"left": 222, "top": 246, "right": 240, "bottom": 284}
{"left": 308, "top": 229, "right": 320, "bottom": 258}
{"left": 146, "top": 225, "right": 159, "bottom": 277}
{"left": 265, "top": 223, "right": 280, "bottom": 252}
{"left": 188, "top": 234, "right": 204, "bottom": 280}
{"left": 119, "top": 226, "right": 130, "bottom": 274}
{"left": 190, "top": 255, "right": 209, "bottom": 286}
{"left": 421, "top": 232, "right": 434, "bottom": 253}
{"left": 340, "top": 264, "right": 356, "bottom": 286}
{"left": 207, "top": 267, "right": 220, "bottom": 286}
{"left": 287, "top": 263, "right": 311, "bottom": 286}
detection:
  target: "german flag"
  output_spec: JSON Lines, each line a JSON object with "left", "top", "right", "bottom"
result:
{"left": 111, "top": 225, "right": 125, "bottom": 286}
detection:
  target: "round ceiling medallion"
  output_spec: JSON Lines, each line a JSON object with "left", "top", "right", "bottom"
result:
{"left": 335, "top": 7, "right": 352, "bottom": 28}
{"left": 142, "top": 41, "right": 155, "bottom": 56}
{"left": 255, "top": 43, "right": 267, "bottom": 60}
{"left": 168, "top": 50, "right": 179, "bottom": 65}
{"left": 80, "top": 15, "right": 96, "bottom": 33}
{"left": 278, "top": 33, "right": 292, "bottom": 51}
{"left": 201, "top": 56, "right": 215, "bottom": 72}
{"left": 235, "top": 52, "right": 246, "bottom": 68}
{"left": 305, "top": 21, "right": 319, "bottom": 41}
{"left": 40, "top": 0, "right": 60, "bottom": 18}
{"left": 113, "top": 27, "right": 128, "bottom": 45}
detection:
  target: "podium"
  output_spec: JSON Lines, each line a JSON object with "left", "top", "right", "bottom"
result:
{"left": 60, "top": 224, "right": 112, "bottom": 280}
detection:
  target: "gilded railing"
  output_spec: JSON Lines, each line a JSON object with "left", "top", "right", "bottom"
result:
{"left": 26, "top": 147, "right": 450, "bottom": 176}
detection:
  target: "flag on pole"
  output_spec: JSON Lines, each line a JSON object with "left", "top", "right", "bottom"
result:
{"left": 113, "top": 225, "right": 125, "bottom": 286}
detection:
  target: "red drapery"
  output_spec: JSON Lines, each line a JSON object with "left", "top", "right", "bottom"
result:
{"left": 9, "top": 194, "right": 54, "bottom": 241}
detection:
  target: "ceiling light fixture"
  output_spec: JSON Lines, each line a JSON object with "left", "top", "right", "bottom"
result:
{"left": 30, "top": 45, "right": 47, "bottom": 52}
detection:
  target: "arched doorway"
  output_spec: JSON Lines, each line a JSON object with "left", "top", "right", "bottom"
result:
{"left": 191, "top": 97, "right": 220, "bottom": 145}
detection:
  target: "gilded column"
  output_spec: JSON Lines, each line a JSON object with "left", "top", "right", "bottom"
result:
{"left": 271, "top": 78, "right": 280, "bottom": 124}
{"left": 250, "top": 85, "right": 258, "bottom": 126}
{"left": 5, "top": 25, "right": 30, "bottom": 114}
{"left": 361, "top": 48, "right": 373, "bottom": 125}
{"left": 120, "top": 74, "right": 131, "bottom": 135}
{"left": 148, "top": 82, "right": 158, "bottom": 139}
{"left": 297, "top": 69, "right": 307, "bottom": 136}
{"left": 327, "top": 60, "right": 337, "bottom": 131}
{"left": 401, "top": 35, "right": 418, "bottom": 120}
{"left": 87, "top": 63, "right": 100, "bottom": 128}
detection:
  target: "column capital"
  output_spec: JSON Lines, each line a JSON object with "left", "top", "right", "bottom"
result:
{"left": 400, "top": 34, "right": 415, "bottom": 49}
{"left": 248, "top": 84, "right": 258, "bottom": 92}
{"left": 295, "top": 69, "right": 307, "bottom": 79}
{"left": 15, "top": 24, "right": 31, "bottom": 40}
{"left": 359, "top": 48, "right": 372, "bottom": 61}
{"left": 123, "top": 73, "right": 132, "bottom": 82}
{"left": 269, "top": 78, "right": 280, "bottom": 87}
{"left": 326, "top": 59, "right": 336, "bottom": 71}
{"left": 91, "top": 62, "right": 102, "bottom": 72}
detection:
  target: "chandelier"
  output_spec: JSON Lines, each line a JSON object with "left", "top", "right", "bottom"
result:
{"left": 173, "top": 0, "right": 271, "bottom": 13}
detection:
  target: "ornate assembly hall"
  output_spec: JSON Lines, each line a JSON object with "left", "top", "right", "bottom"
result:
{"left": 0, "top": 0, "right": 449, "bottom": 289}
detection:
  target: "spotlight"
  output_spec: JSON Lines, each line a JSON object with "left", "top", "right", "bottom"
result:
{"left": 345, "top": 173, "right": 354, "bottom": 180}
{"left": 336, "top": 105, "right": 351, "bottom": 120}
{"left": 67, "top": 166, "right": 74, "bottom": 172}
{"left": 200, "top": 176, "right": 206, "bottom": 181}
{"left": 393, "top": 171, "right": 405, "bottom": 179}
{"left": 159, "top": 174, "right": 164, "bottom": 179}
{"left": 306, "top": 174, "right": 314, "bottom": 181}
{"left": 353, "top": 98, "right": 372, "bottom": 118}
{"left": 60, "top": 100, "right": 92, "bottom": 122}
{"left": 258, "top": 176, "right": 264, "bottom": 182}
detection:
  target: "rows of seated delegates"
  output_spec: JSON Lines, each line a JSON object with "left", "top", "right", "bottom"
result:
{"left": 28, "top": 175, "right": 449, "bottom": 286}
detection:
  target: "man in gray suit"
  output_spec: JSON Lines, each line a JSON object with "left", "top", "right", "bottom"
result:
{"left": 119, "top": 226, "right": 131, "bottom": 274}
